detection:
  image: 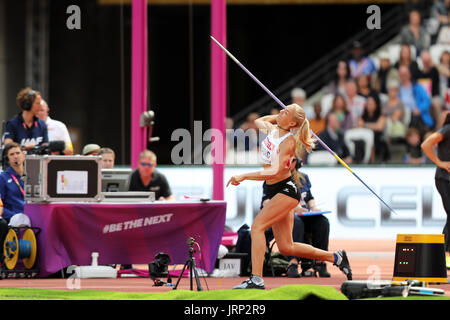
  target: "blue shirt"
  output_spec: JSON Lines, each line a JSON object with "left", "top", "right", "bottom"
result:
{"left": 298, "top": 173, "right": 314, "bottom": 208}
{"left": 0, "top": 167, "right": 25, "bottom": 221}
{"left": 3, "top": 113, "right": 48, "bottom": 147}
{"left": 349, "top": 57, "right": 376, "bottom": 77}
{"left": 399, "top": 85, "right": 417, "bottom": 111}
{"left": 399, "top": 83, "right": 434, "bottom": 128}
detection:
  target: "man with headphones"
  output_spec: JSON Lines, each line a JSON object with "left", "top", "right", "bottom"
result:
{"left": 0, "top": 142, "right": 26, "bottom": 223}
{"left": 3, "top": 87, "right": 48, "bottom": 152}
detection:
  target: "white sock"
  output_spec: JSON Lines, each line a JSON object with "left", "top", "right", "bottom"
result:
{"left": 251, "top": 275, "right": 264, "bottom": 285}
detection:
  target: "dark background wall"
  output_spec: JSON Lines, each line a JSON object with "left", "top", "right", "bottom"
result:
{"left": 3, "top": 0, "right": 398, "bottom": 164}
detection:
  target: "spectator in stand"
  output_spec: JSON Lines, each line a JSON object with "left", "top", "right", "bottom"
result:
{"left": 432, "top": 0, "right": 450, "bottom": 26}
{"left": 430, "top": 0, "right": 450, "bottom": 43}
{"left": 344, "top": 80, "right": 367, "bottom": 129}
{"left": 404, "top": 127, "right": 426, "bottom": 164}
{"left": 436, "top": 51, "right": 450, "bottom": 105}
{"left": 37, "top": 99, "right": 74, "bottom": 155}
{"left": 371, "top": 51, "right": 400, "bottom": 94}
{"left": 417, "top": 50, "right": 444, "bottom": 126}
{"left": 330, "top": 94, "right": 354, "bottom": 132}
{"left": 358, "top": 95, "right": 390, "bottom": 162}
{"left": 309, "top": 103, "right": 326, "bottom": 135}
{"left": 437, "top": 24, "right": 450, "bottom": 44}
{"left": 356, "top": 74, "right": 380, "bottom": 103}
{"left": 328, "top": 60, "right": 351, "bottom": 96}
{"left": 348, "top": 41, "right": 376, "bottom": 79}
{"left": 400, "top": 9, "right": 431, "bottom": 56}
{"left": 315, "top": 112, "right": 353, "bottom": 164}
{"left": 98, "top": 148, "right": 115, "bottom": 169}
{"left": 418, "top": 50, "right": 442, "bottom": 97}
{"left": 398, "top": 65, "right": 434, "bottom": 135}
{"left": 329, "top": 94, "right": 353, "bottom": 132}
{"left": 383, "top": 80, "right": 407, "bottom": 140}
{"left": 394, "top": 44, "right": 421, "bottom": 80}
{"left": 291, "top": 87, "right": 313, "bottom": 119}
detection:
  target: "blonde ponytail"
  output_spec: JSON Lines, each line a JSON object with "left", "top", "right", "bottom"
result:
{"left": 295, "top": 118, "right": 316, "bottom": 154}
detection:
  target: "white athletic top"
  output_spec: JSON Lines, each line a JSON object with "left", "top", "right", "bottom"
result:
{"left": 45, "top": 117, "right": 73, "bottom": 151}
{"left": 260, "top": 129, "right": 294, "bottom": 167}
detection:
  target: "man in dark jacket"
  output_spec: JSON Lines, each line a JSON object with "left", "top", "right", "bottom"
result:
{"left": 314, "top": 112, "right": 353, "bottom": 164}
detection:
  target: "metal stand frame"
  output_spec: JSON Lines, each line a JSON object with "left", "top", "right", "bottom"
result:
{"left": 173, "top": 240, "right": 202, "bottom": 291}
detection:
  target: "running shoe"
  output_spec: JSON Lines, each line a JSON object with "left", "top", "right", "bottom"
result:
{"left": 233, "top": 275, "right": 265, "bottom": 289}
{"left": 333, "top": 250, "right": 352, "bottom": 280}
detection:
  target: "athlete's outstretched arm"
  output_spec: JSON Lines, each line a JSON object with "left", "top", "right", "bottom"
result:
{"left": 227, "top": 137, "right": 295, "bottom": 186}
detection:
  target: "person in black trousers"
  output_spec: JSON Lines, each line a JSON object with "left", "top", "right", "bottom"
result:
{"left": 262, "top": 158, "right": 331, "bottom": 278}
{"left": 421, "top": 111, "right": 450, "bottom": 268}
{"left": 289, "top": 158, "right": 331, "bottom": 278}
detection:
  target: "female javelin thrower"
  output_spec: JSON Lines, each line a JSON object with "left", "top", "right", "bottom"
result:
{"left": 227, "top": 104, "right": 352, "bottom": 289}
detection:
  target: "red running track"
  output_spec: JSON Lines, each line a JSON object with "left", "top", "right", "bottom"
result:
{"left": 0, "top": 240, "right": 448, "bottom": 296}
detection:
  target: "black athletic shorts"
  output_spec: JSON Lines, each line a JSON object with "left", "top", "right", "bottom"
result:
{"left": 260, "top": 177, "right": 301, "bottom": 209}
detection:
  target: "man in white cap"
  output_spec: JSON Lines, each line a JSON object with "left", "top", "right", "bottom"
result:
{"left": 82, "top": 144, "right": 101, "bottom": 156}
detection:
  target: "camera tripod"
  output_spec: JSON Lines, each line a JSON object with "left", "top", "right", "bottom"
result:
{"left": 173, "top": 238, "right": 203, "bottom": 291}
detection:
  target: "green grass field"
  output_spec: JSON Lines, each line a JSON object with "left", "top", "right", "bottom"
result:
{"left": 0, "top": 284, "right": 448, "bottom": 300}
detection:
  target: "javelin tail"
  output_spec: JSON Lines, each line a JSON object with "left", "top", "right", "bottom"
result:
{"left": 210, "top": 36, "right": 286, "bottom": 109}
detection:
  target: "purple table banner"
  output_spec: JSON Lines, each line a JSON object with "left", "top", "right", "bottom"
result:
{"left": 25, "top": 201, "right": 227, "bottom": 277}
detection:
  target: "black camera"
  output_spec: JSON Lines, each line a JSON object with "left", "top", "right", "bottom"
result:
{"left": 148, "top": 252, "right": 171, "bottom": 278}
{"left": 148, "top": 252, "right": 172, "bottom": 287}
{"left": 28, "top": 140, "right": 65, "bottom": 155}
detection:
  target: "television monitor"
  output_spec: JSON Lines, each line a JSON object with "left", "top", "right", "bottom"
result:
{"left": 101, "top": 168, "right": 131, "bottom": 192}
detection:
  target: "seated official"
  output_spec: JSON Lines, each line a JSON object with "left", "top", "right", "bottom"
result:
{"left": 128, "top": 150, "right": 175, "bottom": 201}
{"left": 265, "top": 158, "right": 331, "bottom": 278}
{"left": 3, "top": 88, "right": 48, "bottom": 152}
{"left": 0, "top": 142, "right": 26, "bottom": 222}
{"left": 98, "top": 148, "right": 115, "bottom": 169}
{"left": 291, "top": 158, "right": 331, "bottom": 278}
{"left": 314, "top": 112, "right": 353, "bottom": 164}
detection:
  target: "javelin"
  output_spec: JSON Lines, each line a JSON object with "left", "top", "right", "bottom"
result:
{"left": 211, "top": 35, "right": 397, "bottom": 215}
